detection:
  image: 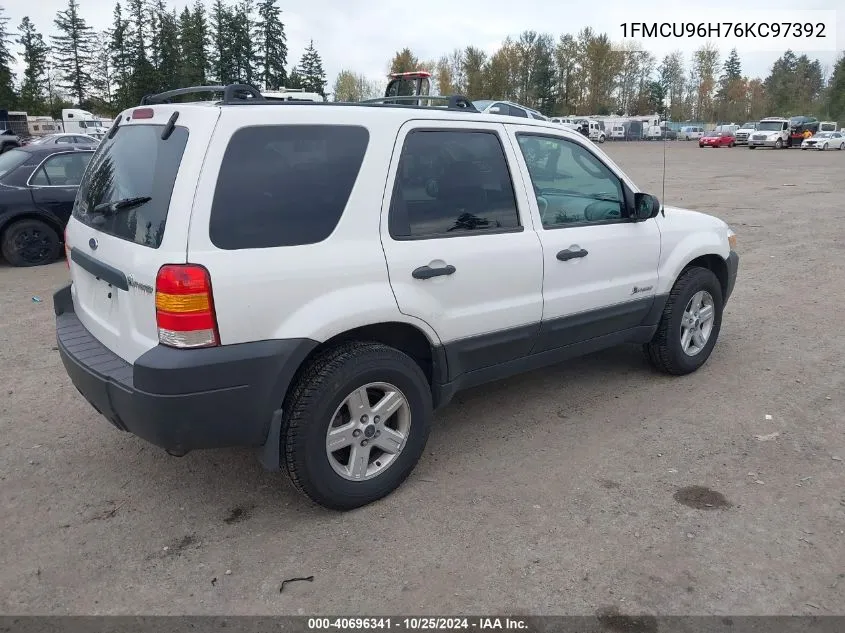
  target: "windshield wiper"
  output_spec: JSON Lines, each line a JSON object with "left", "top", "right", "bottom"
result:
{"left": 92, "top": 196, "right": 151, "bottom": 216}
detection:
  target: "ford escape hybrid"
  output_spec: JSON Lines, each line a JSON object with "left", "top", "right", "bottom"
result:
{"left": 55, "top": 85, "right": 739, "bottom": 510}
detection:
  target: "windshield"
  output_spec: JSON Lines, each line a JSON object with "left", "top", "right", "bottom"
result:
{"left": 472, "top": 100, "right": 495, "bottom": 111}
{"left": 742, "top": 122, "right": 756, "bottom": 128}
{"left": 29, "top": 136, "right": 51, "bottom": 144}
{"left": 757, "top": 121, "right": 783, "bottom": 131}
{"left": 814, "top": 132, "right": 832, "bottom": 138}
{"left": 0, "top": 149, "right": 29, "bottom": 178}
{"left": 73, "top": 123, "right": 189, "bottom": 249}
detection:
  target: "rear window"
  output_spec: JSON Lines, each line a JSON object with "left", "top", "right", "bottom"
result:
{"left": 0, "top": 149, "right": 29, "bottom": 178}
{"left": 209, "top": 125, "right": 369, "bottom": 249}
{"left": 73, "top": 124, "right": 189, "bottom": 249}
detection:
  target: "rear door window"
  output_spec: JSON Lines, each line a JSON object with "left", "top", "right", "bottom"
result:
{"left": 73, "top": 124, "right": 189, "bottom": 249}
{"left": 29, "top": 152, "right": 92, "bottom": 186}
{"left": 209, "top": 125, "right": 369, "bottom": 249}
{"left": 388, "top": 129, "right": 520, "bottom": 238}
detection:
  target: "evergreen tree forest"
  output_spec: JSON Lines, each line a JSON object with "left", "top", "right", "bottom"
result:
{"left": 0, "top": 0, "right": 326, "bottom": 118}
{"left": 0, "top": 0, "right": 842, "bottom": 125}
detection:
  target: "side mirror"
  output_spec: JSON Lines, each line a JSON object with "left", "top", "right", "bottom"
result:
{"left": 488, "top": 106, "right": 502, "bottom": 114}
{"left": 633, "top": 192, "right": 661, "bottom": 220}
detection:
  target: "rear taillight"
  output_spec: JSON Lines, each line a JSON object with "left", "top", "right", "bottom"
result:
{"left": 64, "top": 226, "right": 70, "bottom": 268}
{"left": 155, "top": 264, "right": 220, "bottom": 349}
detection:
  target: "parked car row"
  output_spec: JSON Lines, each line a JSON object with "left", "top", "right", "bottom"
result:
{"left": 694, "top": 118, "right": 844, "bottom": 151}
{"left": 0, "top": 143, "right": 96, "bottom": 266}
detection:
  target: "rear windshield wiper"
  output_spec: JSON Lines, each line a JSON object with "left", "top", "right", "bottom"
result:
{"left": 92, "top": 196, "right": 152, "bottom": 217}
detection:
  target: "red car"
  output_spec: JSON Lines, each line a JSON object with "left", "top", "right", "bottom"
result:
{"left": 699, "top": 130, "right": 736, "bottom": 148}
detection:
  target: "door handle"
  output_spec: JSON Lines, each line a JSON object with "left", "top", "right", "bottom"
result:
{"left": 557, "top": 248, "right": 589, "bottom": 261}
{"left": 412, "top": 264, "right": 456, "bottom": 279}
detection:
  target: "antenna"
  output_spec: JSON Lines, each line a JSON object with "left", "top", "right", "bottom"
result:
{"left": 661, "top": 113, "right": 667, "bottom": 216}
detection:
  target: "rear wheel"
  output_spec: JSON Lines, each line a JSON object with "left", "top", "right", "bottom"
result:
{"left": 282, "top": 341, "right": 433, "bottom": 510}
{"left": 644, "top": 267, "right": 724, "bottom": 375}
{"left": 1, "top": 218, "right": 62, "bottom": 267}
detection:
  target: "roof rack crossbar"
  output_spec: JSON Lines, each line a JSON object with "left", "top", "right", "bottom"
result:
{"left": 140, "top": 83, "right": 265, "bottom": 105}
{"left": 360, "top": 94, "right": 478, "bottom": 112}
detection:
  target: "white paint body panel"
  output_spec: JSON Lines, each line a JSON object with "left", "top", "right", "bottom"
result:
{"left": 67, "top": 105, "right": 221, "bottom": 364}
{"left": 503, "top": 124, "right": 661, "bottom": 320}
{"left": 66, "top": 100, "right": 734, "bottom": 365}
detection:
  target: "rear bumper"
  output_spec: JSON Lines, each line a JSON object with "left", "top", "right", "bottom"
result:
{"left": 54, "top": 284, "right": 316, "bottom": 455}
{"left": 725, "top": 251, "right": 739, "bottom": 304}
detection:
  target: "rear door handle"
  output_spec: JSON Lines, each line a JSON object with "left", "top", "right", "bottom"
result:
{"left": 412, "top": 264, "right": 456, "bottom": 279}
{"left": 557, "top": 248, "right": 589, "bottom": 261}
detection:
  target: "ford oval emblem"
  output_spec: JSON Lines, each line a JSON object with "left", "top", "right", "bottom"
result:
{"left": 89, "top": 237, "right": 98, "bottom": 250}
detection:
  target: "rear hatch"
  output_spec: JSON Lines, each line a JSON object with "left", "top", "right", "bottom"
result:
{"left": 66, "top": 104, "right": 220, "bottom": 364}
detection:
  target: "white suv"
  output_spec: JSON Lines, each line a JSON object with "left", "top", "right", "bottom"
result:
{"left": 55, "top": 85, "right": 739, "bottom": 510}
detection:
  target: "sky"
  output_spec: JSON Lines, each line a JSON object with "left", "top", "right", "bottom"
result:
{"left": 3, "top": 0, "right": 842, "bottom": 96}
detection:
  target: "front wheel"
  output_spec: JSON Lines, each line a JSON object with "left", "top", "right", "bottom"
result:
{"left": 644, "top": 267, "right": 724, "bottom": 375}
{"left": 282, "top": 341, "right": 433, "bottom": 510}
{"left": 775, "top": 138, "right": 783, "bottom": 149}
{"left": 1, "top": 218, "right": 62, "bottom": 267}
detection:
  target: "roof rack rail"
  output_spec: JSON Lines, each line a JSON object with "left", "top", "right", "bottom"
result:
{"left": 140, "top": 83, "right": 264, "bottom": 105}
{"left": 360, "top": 94, "right": 479, "bottom": 112}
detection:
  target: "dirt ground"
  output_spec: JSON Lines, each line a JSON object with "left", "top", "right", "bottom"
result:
{"left": 1, "top": 141, "right": 843, "bottom": 617}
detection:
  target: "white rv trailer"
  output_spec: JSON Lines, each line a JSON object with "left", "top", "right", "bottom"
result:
{"left": 27, "top": 116, "right": 62, "bottom": 137}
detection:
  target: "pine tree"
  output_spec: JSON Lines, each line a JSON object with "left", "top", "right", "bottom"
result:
{"left": 287, "top": 66, "right": 302, "bottom": 89}
{"left": 155, "top": 4, "right": 180, "bottom": 91}
{"left": 89, "top": 32, "right": 114, "bottom": 111}
{"left": 297, "top": 40, "right": 326, "bottom": 97}
{"left": 109, "top": 2, "right": 132, "bottom": 111}
{"left": 232, "top": 0, "right": 258, "bottom": 85}
{"left": 0, "top": 7, "right": 15, "bottom": 109}
{"left": 210, "top": 0, "right": 234, "bottom": 83}
{"left": 177, "top": 2, "right": 208, "bottom": 87}
{"left": 128, "top": 0, "right": 157, "bottom": 103}
{"left": 17, "top": 17, "right": 49, "bottom": 113}
{"left": 722, "top": 48, "right": 741, "bottom": 82}
{"left": 52, "top": 0, "right": 96, "bottom": 106}
{"left": 256, "top": 0, "right": 287, "bottom": 89}
{"left": 827, "top": 53, "right": 845, "bottom": 123}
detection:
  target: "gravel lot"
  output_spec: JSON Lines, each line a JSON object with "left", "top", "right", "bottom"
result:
{"left": 1, "top": 141, "right": 843, "bottom": 616}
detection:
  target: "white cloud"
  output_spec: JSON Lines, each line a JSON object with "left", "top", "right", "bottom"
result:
{"left": 4, "top": 0, "right": 842, "bottom": 94}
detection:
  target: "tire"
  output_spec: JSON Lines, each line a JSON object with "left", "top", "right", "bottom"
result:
{"left": 282, "top": 341, "right": 433, "bottom": 510}
{"left": 839, "top": 142, "right": 845, "bottom": 150}
{"left": 1, "top": 218, "right": 62, "bottom": 267}
{"left": 644, "top": 267, "right": 724, "bottom": 376}
{"left": 749, "top": 145, "right": 756, "bottom": 149}
{"left": 775, "top": 138, "right": 783, "bottom": 149}
{"left": 598, "top": 135, "right": 605, "bottom": 143}
{"left": 822, "top": 143, "right": 828, "bottom": 151}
